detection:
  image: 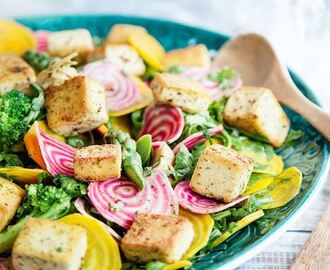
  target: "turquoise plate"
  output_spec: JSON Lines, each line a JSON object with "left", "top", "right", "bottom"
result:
{"left": 16, "top": 15, "right": 330, "bottom": 270}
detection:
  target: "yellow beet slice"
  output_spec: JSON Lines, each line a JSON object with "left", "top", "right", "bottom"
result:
{"left": 179, "top": 208, "right": 214, "bottom": 259}
{"left": 244, "top": 173, "right": 274, "bottom": 195}
{"left": 262, "top": 167, "right": 302, "bottom": 209}
{"left": 210, "top": 210, "right": 264, "bottom": 248}
{"left": 0, "top": 19, "right": 36, "bottom": 54}
{"left": 109, "top": 76, "right": 154, "bottom": 117}
{"left": 60, "top": 214, "right": 121, "bottom": 270}
{"left": 129, "top": 32, "right": 165, "bottom": 71}
{"left": 0, "top": 167, "right": 46, "bottom": 184}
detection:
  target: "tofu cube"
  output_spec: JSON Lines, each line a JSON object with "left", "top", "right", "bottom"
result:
{"left": 45, "top": 76, "right": 108, "bottom": 136}
{"left": 87, "top": 44, "right": 145, "bottom": 75}
{"left": 151, "top": 73, "right": 211, "bottom": 114}
{"left": 105, "top": 24, "right": 147, "bottom": 44}
{"left": 121, "top": 214, "right": 194, "bottom": 263}
{"left": 190, "top": 144, "right": 253, "bottom": 203}
{"left": 223, "top": 87, "right": 290, "bottom": 147}
{"left": 0, "top": 53, "right": 36, "bottom": 95}
{"left": 165, "top": 44, "right": 211, "bottom": 69}
{"left": 74, "top": 144, "right": 122, "bottom": 181}
{"left": 0, "top": 177, "right": 25, "bottom": 232}
{"left": 152, "top": 142, "right": 175, "bottom": 172}
{"left": 12, "top": 218, "right": 87, "bottom": 270}
{"left": 47, "top": 29, "right": 94, "bottom": 62}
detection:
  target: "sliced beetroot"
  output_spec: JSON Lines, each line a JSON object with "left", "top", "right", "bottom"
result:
{"left": 34, "top": 30, "right": 49, "bottom": 52}
{"left": 82, "top": 60, "right": 139, "bottom": 112}
{"left": 174, "top": 181, "right": 248, "bottom": 214}
{"left": 139, "top": 104, "right": 184, "bottom": 143}
{"left": 87, "top": 169, "right": 178, "bottom": 228}
{"left": 35, "top": 123, "right": 75, "bottom": 176}
{"left": 173, "top": 125, "right": 223, "bottom": 153}
{"left": 74, "top": 198, "right": 122, "bottom": 240}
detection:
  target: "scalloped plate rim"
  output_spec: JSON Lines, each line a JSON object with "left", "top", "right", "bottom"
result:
{"left": 14, "top": 14, "right": 330, "bottom": 270}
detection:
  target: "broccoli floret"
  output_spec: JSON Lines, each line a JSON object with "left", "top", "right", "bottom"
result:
{"left": 0, "top": 84, "right": 44, "bottom": 153}
{"left": 0, "top": 174, "right": 86, "bottom": 254}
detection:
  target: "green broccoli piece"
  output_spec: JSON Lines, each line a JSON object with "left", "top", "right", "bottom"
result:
{"left": 0, "top": 174, "right": 86, "bottom": 254}
{"left": 0, "top": 84, "right": 44, "bottom": 153}
{"left": 22, "top": 50, "right": 52, "bottom": 72}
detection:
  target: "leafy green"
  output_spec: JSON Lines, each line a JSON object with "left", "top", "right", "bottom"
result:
{"left": 145, "top": 261, "right": 167, "bottom": 270}
{"left": 0, "top": 174, "right": 86, "bottom": 253}
{"left": 208, "top": 97, "right": 228, "bottom": 124}
{"left": 208, "top": 67, "right": 240, "bottom": 90}
{"left": 172, "top": 144, "right": 206, "bottom": 184}
{"left": 0, "top": 153, "right": 23, "bottom": 167}
{"left": 167, "top": 66, "right": 185, "bottom": 74}
{"left": 22, "top": 50, "right": 52, "bottom": 72}
{"left": 66, "top": 135, "right": 88, "bottom": 148}
{"left": 142, "top": 65, "right": 157, "bottom": 81}
{"left": 277, "top": 130, "right": 304, "bottom": 150}
{"left": 0, "top": 84, "right": 44, "bottom": 153}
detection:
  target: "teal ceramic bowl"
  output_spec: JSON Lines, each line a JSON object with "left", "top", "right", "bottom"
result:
{"left": 16, "top": 15, "right": 330, "bottom": 270}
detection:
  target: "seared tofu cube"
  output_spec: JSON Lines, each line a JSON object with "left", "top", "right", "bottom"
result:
{"left": 223, "top": 87, "right": 290, "bottom": 147}
{"left": 105, "top": 24, "right": 147, "bottom": 44}
{"left": 152, "top": 142, "right": 175, "bottom": 172}
{"left": 12, "top": 218, "right": 87, "bottom": 270}
{"left": 47, "top": 29, "right": 94, "bottom": 62}
{"left": 45, "top": 76, "right": 108, "bottom": 136}
{"left": 74, "top": 144, "right": 122, "bottom": 181}
{"left": 121, "top": 214, "right": 194, "bottom": 263}
{"left": 0, "top": 177, "right": 25, "bottom": 232}
{"left": 190, "top": 144, "right": 253, "bottom": 203}
{"left": 165, "top": 44, "right": 210, "bottom": 69}
{"left": 151, "top": 73, "right": 211, "bottom": 114}
{"left": 0, "top": 54, "right": 36, "bottom": 95}
{"left": 88, "top": 44, "right": 145, "bottom": 75}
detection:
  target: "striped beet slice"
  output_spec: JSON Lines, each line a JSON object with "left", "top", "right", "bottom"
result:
{"left": 34, "top": 30, "right": 49, "bottom": 52}
{"left": 88, "top": 177, "right": 152, "bottom": 229}
{"left": 139, "top": 104, "right": 184, "bottom": 143}
{"left": 0, "top": 259, "right": 9, "bottom": 270}
{"left": 173, "top": 125, "right": 223, "bottom": 153}
{"left": 82, "top": 60, "right": 139, "bottom": 112}
{"left": 174, "top": 181, "right": 248, "bottom": 214}
{"left": 87, "top": 169, "right": 178, "bottom": 228}
{"left": 35, "top": 122, "right": 75, "bottom": 176}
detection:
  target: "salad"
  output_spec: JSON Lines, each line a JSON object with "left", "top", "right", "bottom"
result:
{"left": 0, "top": 20, "right": 304, "bottom": 270}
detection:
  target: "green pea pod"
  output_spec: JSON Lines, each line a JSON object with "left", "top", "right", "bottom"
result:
{"left": 136, "top": 134, "right": 152, "bottom": 167}
{"left": 123, "top": 154, "right": 145, "bottom": 190}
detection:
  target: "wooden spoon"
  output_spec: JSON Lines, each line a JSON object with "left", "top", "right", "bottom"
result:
{"left": 213, "top": 33, "right": 330, "bottom": 141}
{"left": 290, "top": 202, "right": 330, "bottom": 269}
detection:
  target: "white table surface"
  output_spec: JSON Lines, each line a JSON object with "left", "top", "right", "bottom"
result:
{"left": 1, "top": 1, "right": 330, "bottom": 269}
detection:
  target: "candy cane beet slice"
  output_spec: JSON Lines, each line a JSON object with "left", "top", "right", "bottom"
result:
{"left": 174, "top": 181, "right": 248, "bottom": 214}
{"left": 35, "top": 122, "right": 75, "bottom": 176}
{"left": 139, "top": 104, "right": 184, "bottom": 143}
{"left": 173, "top": 125, "right": 223, "bottom": 153}
{"left": 82, "top": 60, "right": 139, "bottom": 112}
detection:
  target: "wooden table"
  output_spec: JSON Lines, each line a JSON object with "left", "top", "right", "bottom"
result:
{"left": 238, "top": 172, "right": 330, "bottom": 269}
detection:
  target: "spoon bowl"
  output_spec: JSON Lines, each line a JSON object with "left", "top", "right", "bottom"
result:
{"left": 213, "top": 33, "right": 330, "bottom": 141}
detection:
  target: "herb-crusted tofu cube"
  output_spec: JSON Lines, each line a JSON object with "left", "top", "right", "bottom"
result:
{"left": 105, "top": 24, "right": 147, "bottom": 44}
{"left": 223, "top": 87, "right": 290, "bottom": 147}
{"left": 0, "top": 177, "right": 25, "bottom": 232}
{"left": 12, "top": 218, "right": 87, "bottom": 270}
{"left": 47, "top": 29, "right": 94, "bottom": 61}
{"left": 190, "top": 144, "right": 253, "bottom": 203}
{"left": 165, "top": 44, "right": 210, "bottom": 69}
{"left": 87, "top": 44, "right": 145, "bottom": 75}
{"left": 151, "top": 73, "right": 211, "bottom": 114}
{"left": 45, "top": 76, "right": 108, "bottom": 136}
{"left": 74, "top": 144, "right": 122, "bottom": 181}
{"left": 121, "top": 214, "right": 194, "bottom": 263}
{"left": 0, "top": 54, "right": 36, "bottom": 95}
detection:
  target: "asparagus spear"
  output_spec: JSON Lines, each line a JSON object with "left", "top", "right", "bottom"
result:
{"left": 105, "top": 130, "right": 145, "bottom": 189}
{"left": 22, "top": 50, "right": 52, "bottom": 72}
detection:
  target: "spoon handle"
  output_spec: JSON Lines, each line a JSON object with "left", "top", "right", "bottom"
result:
{"left": 290, "top": 203, "right": 330, "bottom": 269}
{"left": 278, "top": 82, "right": 330, "bottom": 141}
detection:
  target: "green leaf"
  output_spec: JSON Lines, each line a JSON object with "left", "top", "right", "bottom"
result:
{"left": 208, "top": 67, "right": 240, "bottom": 89}
{"left": 136, "top": 134, "right": 152, "bottom": 167}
